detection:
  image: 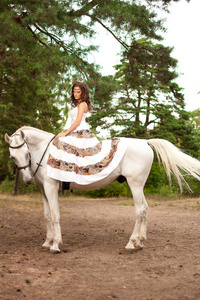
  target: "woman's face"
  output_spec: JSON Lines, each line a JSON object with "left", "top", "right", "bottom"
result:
{"left": 73, "top": 86, "right": 82, "bottom": 101}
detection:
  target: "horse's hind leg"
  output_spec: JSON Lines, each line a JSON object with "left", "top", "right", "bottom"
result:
{"left": 125, "top": 180, "right": 148, "bottom": 250}
{"left": 41, "top": 188, "right": 54, "bottom": 249}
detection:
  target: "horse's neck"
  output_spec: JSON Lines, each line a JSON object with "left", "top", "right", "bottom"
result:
{"left": 18, "top": 127, "right": 54, "bottom": 148}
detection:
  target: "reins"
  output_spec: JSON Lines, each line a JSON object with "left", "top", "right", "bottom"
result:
{"left": 9, "top": 133, "right": 57, "bottom": 178}
{"left": 32, "top": 135, "right": 56, "bottom": 178}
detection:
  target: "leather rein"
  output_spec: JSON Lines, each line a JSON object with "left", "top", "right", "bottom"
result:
{"left": 9, "top": 133, "right": 56, "bottom": 178}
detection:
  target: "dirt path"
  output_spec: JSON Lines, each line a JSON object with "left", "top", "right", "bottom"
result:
{"left": 0, "top": 194, "right": 200, "bottom": 300}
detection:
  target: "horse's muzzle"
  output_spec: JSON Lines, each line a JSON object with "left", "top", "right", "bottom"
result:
{"left": 25, "top": 179, "right": 33, "bottom": 185}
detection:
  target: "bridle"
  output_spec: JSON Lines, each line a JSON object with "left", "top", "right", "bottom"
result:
{"left": 9, "top": 133, "right": 56, "bottom": 178}
{"left": 9, "top": 135, "right": 31, "bottom": 171}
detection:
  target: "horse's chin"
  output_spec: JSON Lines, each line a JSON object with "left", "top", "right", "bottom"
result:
{"left": 21, "top": 171, "right": 32, "bottom": 185}
{"left": 23, "top": 178, "right": 33, "bottom": 185}
{"left": 26, "top": 180, "right": 33, "bottom": 185}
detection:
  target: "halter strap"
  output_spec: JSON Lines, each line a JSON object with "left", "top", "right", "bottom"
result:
{"left": 14, "top": 155, "right": 31, "bottom": 171}
{"left": 9, "top": 140, "right": 27, "bottom": 149}
{"left": 9, "top": 133, "right": 57, "bottom": 178}
{"left": 9, "top": 134, "right": 31, "bottom": 171}
{"left": 9, "top": 133, "right": 27, "bottom": 149}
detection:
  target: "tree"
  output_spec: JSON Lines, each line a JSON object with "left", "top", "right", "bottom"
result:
{"left": 188, "top": 109, "right": 200, "bottom": 131}
{"left": 150, "top": 108, "right": 200, "bottom": 156}
{"left": 146, "top": 0, "right": 190, "bottom": 7}
{"left": 86, "top": 74, "right": 118, "bottom": 135}
{"left": 111, "top": 38, "right": 185, "bottom": 138}
{"left": 0, "top": 0, "right": 189, "bottom": 138}
{"left": 0, "top": 0, "right": 166, "bottom": 131}
{"left": 0, "top": 9, "right": 69, "bottom": 180}
{"left": 0, "top": 0, "right": 192, "bottom": 181}
{"left": 0, "top": 0, "right": 165, "bottom": 179}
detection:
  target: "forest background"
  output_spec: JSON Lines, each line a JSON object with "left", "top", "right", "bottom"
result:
{"left": 1, "top": 0, "right": 200, "bottom": 197}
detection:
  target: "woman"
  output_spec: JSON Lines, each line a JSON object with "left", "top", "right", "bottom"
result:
{"left": 47, "top": 81, "right": 129, "bottom": 185}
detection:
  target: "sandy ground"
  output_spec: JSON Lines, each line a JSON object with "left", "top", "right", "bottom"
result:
{"left": 0, "top": 193, "right": 200, "bottom": 300}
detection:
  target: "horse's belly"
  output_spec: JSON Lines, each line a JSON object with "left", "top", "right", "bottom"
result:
{"left": 70, "top": 167, "right": 121, "bottom": 190}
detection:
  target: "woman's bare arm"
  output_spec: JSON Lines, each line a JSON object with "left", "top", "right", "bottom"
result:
{"left": 57, "top": 102, "right": 88, "bottom": 138}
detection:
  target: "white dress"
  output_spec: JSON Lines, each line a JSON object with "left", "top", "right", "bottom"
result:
{"left": 47, "top": 106, "right": 129, "bottom": 185}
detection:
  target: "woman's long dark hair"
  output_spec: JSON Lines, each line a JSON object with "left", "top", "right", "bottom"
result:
{"left": 71, "top": 81, "right": 92, "bottom": 111}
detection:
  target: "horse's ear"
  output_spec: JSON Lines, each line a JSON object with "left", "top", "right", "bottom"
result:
{"left": 19, "top": 130, "right": 25, "bottom": 140}
{"left": 4, "top": 133, "right": 11, "bottom": 144}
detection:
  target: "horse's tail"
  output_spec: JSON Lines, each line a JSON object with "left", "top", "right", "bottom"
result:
{"left": 148, "top": 138, "right": 200, "bottom": 192}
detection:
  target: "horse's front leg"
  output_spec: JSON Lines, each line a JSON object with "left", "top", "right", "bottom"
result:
{"left": 125, "top": 181, "right": 148, "bottom": 250}
{"left": 43, "top": 180, "right": 62, "bottom": 253}
{"left": 41, "top": 188, "right": 54, "bottom": 249}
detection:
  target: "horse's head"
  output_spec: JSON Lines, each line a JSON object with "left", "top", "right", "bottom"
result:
{"left": 5, "top": 130, "right": 32, "bottom": 185}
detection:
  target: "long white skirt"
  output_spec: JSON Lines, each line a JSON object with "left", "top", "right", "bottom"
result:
{"left": 47, "top": 129, "right": 129, "bottom": 185}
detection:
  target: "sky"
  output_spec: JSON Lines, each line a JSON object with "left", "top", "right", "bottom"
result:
{"left": 90, "top": 0, "right": 200, "bottom": 112}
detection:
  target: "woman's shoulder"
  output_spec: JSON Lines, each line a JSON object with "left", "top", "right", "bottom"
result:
{"left": 78, "top": 101, "right": 87, "bottom": 107}
{"left": 78, "top": 101, "right": 88, "bottom": 113}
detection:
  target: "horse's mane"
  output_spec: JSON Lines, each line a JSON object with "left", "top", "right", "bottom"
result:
{"left": 16, "top": 126, "right": 53, "bottom": 137}
{"left": 15, "top": 126, "right": 54, "bottom": 146}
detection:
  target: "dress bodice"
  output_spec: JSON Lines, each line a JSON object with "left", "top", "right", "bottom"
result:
{"left": 70, "top": 106, "right": 90, "bottom": 130}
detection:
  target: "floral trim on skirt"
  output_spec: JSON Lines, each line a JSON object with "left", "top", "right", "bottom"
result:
{"left": 47, "top": 138, "right": 119, "bottom": 175}
{"left": 47, "top": 128, "right": 129, "bottom": 185}
{"left": 52, "top": 133, "right": 103, "bottom": 157}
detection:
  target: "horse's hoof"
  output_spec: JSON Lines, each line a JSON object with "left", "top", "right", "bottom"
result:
{"left": 125, "top": 247, "right": 142, "bottom": 253}
{"left": 125, "top": 243, "right": 135, "bottom": 251}
{"left": 50, "top": 249, "right": 60, "bottom": 254}
{"left": 134, "top": 244, "right": 143, "bottom": 250}
{"left": 125, "top": 242, "right": 143, "bottom": 252}
{"left": 50, "top": 247, "right": 60, "bottom": 254}
{"left": 42, "top": 241, "right": 53, "bottom": 249}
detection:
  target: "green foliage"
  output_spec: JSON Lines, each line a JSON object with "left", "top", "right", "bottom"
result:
{"left": 146, "top": 0, "right": 190, "bottom": 9}
{"left": 111, "top": 38, "right": 185, "bottom": 138}
{"left": 0, "top": 11, "right": 68, "bottom": 132}
{"left": 0, "top": 0, "right": 197, "bottom": 196}
{"left": 144, "top": 158, "right": 200, "bottom": 196}
{"left": 0, "top": 0, "right": 166, "bottom": 180}
{"left": 0, "top": 176, "right": 40, "bottom": 194}
{"left": 144, "top": 161, "right": 180, "bottom": 196}
{"left": 0, "top": 177, "right": 14, "bottom": 194}
{"left": 85, "top": 181, "right": 132, "bottom": 198}
{"left": 86, "top": 75, "right": 118, "bottom": 134}
{"left": 150, "top": 109, "right": 200, "bottom": 158}
{"left": 0, "top": 177, "right": 131, "bottom": 197}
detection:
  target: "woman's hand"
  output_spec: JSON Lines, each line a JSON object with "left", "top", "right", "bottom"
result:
{"left": 57, "top": 131, "right": 67, "bottom": 138}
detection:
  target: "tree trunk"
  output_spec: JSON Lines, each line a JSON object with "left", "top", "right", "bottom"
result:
{"left": 12, "top": 168, "right": 19, "bottom": 196}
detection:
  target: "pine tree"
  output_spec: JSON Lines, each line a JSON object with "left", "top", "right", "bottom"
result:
{"left": 111, "top": 38, "right": 185, "bottom": 138}
{"left": 0, "top": 0, "right": 192, "bottom": 181}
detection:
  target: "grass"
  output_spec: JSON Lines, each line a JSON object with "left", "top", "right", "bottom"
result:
{"left": 0, "top": 193, "right": 43, "bottom": 212}
{"left": 146, "top": 194, "right": 200, "bottom": 210}
{"left": 0, "top": 192, "right": 200, "bottom": 210}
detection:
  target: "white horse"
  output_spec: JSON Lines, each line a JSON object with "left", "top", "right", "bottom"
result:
{"left": 4, "top": 126, "right": 200, "bottom": 253}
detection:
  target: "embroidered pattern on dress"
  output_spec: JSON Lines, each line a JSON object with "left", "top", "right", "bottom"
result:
{"left": 67, "top": 129, "right": 95, "bottom": 139}
{"left": 47, "top": 138, "right": 120, "bottom": 175}
{"left": 53, "top": 139, "right": 103, "bottom": 157}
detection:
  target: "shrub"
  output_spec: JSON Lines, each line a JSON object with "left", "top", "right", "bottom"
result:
{"left": 0, "top": 176, "right": 40, "bottom": 194}
{"left": 0, "top": 177, "right": 14, "bottom": 193}
{"left": 85, "top": 181, "right": 132, "bottom": 198}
